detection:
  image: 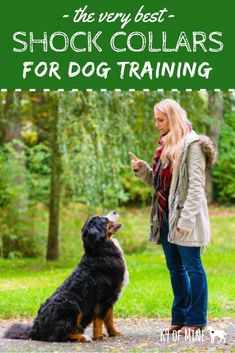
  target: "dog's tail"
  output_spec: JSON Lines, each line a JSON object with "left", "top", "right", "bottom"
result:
{"left": 4, "top": 323, "right": 32, "bottom": 340}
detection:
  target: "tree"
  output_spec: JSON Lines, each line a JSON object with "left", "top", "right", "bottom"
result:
{"left": 207, "top": 92, "right": 223, "bottom": 203}
{"left": 46, "top": 93, "right": 61, "bottom": 260}
{"left": 212, "top": 92, "right": 235, "bottom": 203}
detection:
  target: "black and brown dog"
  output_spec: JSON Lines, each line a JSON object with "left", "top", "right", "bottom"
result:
{"left": 4, "top": 211, "right": 129, "bottom": 342}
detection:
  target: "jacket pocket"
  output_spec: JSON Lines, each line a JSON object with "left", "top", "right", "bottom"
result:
{"left": 177, "top": 203, "right": 184, "bottom": 210}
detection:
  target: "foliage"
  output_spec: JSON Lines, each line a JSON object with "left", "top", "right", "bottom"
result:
{"left": 59, "top": 92, "right": 137, "bottom": 210}
{"left": 121, "top": 169, "right": 152, "bottom": 205}
{"left": 1, "top": 91, "right": 235, "bottom": 259}
{"left": 1, "top": 91, "right": 225, "bottom": 213}
{"left": 0, "top": 141, "right": 50, "bottom": 258}
{"left": 25, "top": 143, "right": 51, "bottom": 204}
{"left": 58, "top": 91, "right": 211, "bottom": 209}
{"left": 213, "top": 113, "right": 235, "bottom": 203}
{"left": 0, "top": 149, "right": 11, "bottom": 207}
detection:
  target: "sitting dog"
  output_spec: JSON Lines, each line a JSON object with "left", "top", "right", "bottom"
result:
{"left": 4, "top": 211, "right": 129, "bottom": 342}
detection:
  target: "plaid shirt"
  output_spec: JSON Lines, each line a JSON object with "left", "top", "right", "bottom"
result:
{"left": 152, "top": 135, "right": 172, "bottom": 228}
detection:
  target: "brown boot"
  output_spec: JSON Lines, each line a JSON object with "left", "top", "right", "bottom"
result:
{"left": 163, "top": 324, "right": 184, "bottom": 334}
{"left": 178, "top": 326, "right": 205, "bottom": 335}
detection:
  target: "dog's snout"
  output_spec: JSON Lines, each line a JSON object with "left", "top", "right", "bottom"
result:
{"left": 105, "top": 211, "right": 119, "bottom": 222}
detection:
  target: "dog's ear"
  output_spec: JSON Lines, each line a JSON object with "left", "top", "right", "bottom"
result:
{"left": 89, "top": 224, "right": 106, "bottom": 242}
{"left": 82, "top": 217, "right": 107, "bottom": 254}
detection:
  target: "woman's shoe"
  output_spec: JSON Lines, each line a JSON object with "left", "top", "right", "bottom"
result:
{"left": 178, "top": 326, "right": 205, "bottom": 335}
{"left": 163, "top": 324, "right": 184, "bottom": 334}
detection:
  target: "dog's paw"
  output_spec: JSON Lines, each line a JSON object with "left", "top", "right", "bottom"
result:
{"left": 92, "top": 335, "right": 104, "bottom": 341}
{"left": 69, "top": 333, "right": 92, "bottom": 342}
{"left": 81, "top": 334, "right": 92, "bottom": 342}
{"left": 108, "top": 330, "right": 121, "bottom": 337}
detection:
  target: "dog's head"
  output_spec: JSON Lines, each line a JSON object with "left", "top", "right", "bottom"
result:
{"left": 81, "top": 211, "right": 122, "bottom": 255}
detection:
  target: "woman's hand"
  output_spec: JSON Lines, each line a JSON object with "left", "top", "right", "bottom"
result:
{"left": 129, "top": 152, "right": 145, "bottom": 172}
{"left": 177, "top": 227, "right": 188, "bottom": 235}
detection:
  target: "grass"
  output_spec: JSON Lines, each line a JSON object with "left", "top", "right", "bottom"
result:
{"left": 0, "top": 204, "right": 235, "bottom": 319}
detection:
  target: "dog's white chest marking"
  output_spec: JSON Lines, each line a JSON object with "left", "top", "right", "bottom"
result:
{"left": 111, "top": 238, "right": 129, "bottom": 298}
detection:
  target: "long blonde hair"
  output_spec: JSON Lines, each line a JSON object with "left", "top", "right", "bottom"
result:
{"left": 154, "top": 99, "right": 191, "bottom": 171}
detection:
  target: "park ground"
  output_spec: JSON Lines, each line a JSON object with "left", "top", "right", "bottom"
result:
{"left": 0, "top": 318, "right": 234, "bottom": 353}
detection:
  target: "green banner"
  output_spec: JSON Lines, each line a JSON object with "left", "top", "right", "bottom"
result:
{"left": 0, "top": 1, "right": 234, "bottom": 90}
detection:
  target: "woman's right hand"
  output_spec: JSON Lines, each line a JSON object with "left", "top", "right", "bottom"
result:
{"left": 129, "top": 152, "right": 145, "bottom": 172}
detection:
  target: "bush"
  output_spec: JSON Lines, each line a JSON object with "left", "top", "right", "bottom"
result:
{"left": 121, "top": 170, "right": 152, "bottom": 205}
{"left": 0, "top": 141, "right": 49, "bottom": 258}
{"left": 213, "top": 113, "right": 235, "bottom": 203}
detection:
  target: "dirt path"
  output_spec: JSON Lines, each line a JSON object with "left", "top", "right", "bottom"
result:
{"left": 0, "top": 318, "right": 234, "bottom": 353}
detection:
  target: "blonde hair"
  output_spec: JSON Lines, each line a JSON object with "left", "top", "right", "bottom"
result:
{"left": 154, "top": 99, "right": 191, "bottom": 171}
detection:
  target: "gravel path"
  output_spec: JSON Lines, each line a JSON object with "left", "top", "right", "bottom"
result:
{"left": 0, "top": 318, "right": 234, "bottom": 353}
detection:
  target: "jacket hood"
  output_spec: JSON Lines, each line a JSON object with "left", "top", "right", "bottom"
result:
{"left": 183, "top": 130, "right": 217, "bottom": 169}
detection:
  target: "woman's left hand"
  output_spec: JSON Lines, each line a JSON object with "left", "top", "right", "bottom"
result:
{"left": 177, "top": 227, "right": 188, "bottom": 235}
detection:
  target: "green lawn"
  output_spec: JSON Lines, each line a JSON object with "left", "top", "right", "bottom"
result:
{"left": 0, "top": 205, "right": 234, "bottom": 319}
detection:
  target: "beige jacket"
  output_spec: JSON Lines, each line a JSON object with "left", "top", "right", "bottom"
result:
{"left": 135, "top": 130, "right": 217, "bottom": 248}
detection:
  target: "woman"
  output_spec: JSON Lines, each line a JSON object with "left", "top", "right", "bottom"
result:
{"left": 129, "top": 98, "right": 216, "bottom": 334}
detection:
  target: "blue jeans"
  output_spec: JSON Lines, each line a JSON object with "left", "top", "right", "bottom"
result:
{"left": 160, "top": 218, "right": 208, "bottom": 327}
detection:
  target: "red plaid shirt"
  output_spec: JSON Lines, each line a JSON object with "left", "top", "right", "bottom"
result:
{"left": 152, "top": 135, "right": 172, "bottom": 227}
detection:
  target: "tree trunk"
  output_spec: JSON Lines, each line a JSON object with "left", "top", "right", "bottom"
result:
{"left": 3, "top": 92, "right": 22, "bottom": 142}
{"left": 46, "top": 94, "right": 61, "bottom": 261}
{"left": 206, "top": 92, "right": 223, "bottom": 204}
